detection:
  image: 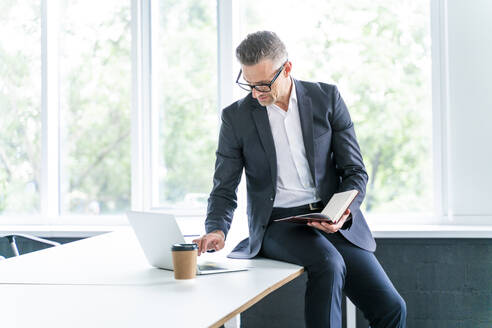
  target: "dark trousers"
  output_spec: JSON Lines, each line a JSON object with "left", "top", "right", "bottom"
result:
{"left": 261, "top": 205, "right": 406, "bottom": 328}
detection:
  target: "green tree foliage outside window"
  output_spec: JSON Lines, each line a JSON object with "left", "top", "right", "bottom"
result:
{"left": 0, "top": 1, "right": 41, "bottom": 214}
{"left": 59, "top": 0, "right": 131, "bottom": 214}
{"left": 241, "top": 0, "right": 433, "bottom": 214}
{"left": 156, "top": 0, "right": 218, "bottom": 207}
{"left": 0, "top": 0, "right": 432, "bottom": 217}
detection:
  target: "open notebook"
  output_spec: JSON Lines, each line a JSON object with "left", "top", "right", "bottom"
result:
{"left": 274, "top": 190, "right": 359, "bottom": 224}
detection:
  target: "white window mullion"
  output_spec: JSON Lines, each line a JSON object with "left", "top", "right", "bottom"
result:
{"left": 141, "top": 0, "right": 153, "bottom": 211}
{"left": 131, "top": 0, "right": 152, "bottom": 211}
{"left": 41, "top": 0, "right": 60, "bottom": 221}
{"left": 217, "top": 0, "right": 239, "bottom": 114}
{"left": 150, "top": 0, "right": 160, "bottom": 209}
{"left": 431, "top": 0, "right": 451, "bottom": 221}
{"left": 131, "top": 0, "right": 143, "bottom": 211}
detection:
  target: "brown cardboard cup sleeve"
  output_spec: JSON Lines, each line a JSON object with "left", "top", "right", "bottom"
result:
{"left": 171, "top": 243, "right": 198, "bottom": 280}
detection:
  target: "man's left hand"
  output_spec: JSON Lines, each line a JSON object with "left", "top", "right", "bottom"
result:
{"left": 307, "top": 209, "right": 351, "bottom": 234}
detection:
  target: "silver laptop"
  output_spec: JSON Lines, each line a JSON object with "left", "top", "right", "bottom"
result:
{"left": 127, "top": 211, "right": 247, "bottom": 275}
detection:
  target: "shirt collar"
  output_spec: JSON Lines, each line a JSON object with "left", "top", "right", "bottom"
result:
{"left": 289, "top": 77, "right": 297, "bottom": 107}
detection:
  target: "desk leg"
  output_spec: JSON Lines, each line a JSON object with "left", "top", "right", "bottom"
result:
{"left": 224, "top": 314, "right": 240, "bottom": 328}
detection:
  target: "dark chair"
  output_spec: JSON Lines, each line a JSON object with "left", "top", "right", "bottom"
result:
{"left": 0, "top": 234, "right": 61, "bottom": 259}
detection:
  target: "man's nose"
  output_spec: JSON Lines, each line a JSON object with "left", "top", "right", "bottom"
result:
{"left": 251, "top": 88, "right": 260, "bottom": 99}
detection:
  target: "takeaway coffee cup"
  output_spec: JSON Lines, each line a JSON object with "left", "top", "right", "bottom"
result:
{"left": 171, "top": 243, "right": 198, "bottom": 280}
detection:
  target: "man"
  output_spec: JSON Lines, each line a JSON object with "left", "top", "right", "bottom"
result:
{"left": 193, "top": 31, "right": 406, "bottom": 327}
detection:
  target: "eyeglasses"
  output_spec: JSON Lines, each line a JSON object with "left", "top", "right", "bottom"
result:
{"left": 236, "top": 61, "right": 287, "bottom": 92}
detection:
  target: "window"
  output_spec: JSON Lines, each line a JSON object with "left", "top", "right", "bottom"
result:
{"left": 152, "top": 0, "right": 218, "bottom": 211}
{"left": 0, "top": 1, "right": 41, "bottom": 215}
{"left": 59, "top": 0, "right": 132, "bottom": 215}
{"left": 1, "top": 0, "right": 462, "bottom": 227}
{"left": 1, "top": 0, "right": 131, "bottom": 224}
{"left": 237, "top": 0, "right": 433, "bottom": 215}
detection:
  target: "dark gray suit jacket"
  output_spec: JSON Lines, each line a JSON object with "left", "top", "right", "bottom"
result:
{"left": 205, "top": 79, "right": 376, "bottom": 259}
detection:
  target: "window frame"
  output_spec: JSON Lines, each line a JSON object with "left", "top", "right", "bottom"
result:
{"left": 1, "top": 0, "right": 488, "bottom": 228}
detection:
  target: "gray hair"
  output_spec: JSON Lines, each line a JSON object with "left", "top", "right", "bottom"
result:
{"left": 236, "top": 31, "right": 288, "bottom": 67}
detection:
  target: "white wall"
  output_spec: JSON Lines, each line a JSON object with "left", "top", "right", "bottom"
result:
{"left": 446, "top": 0, "right": 492, "bottom": 217}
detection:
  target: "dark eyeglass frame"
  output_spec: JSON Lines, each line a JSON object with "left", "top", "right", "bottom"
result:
{"left": 236, "top": 60, "right": 287, "bottom": 92}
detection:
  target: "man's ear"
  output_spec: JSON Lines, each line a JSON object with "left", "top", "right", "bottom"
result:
{"left": 284, "top": 61, "right": 293, "bottom": 77}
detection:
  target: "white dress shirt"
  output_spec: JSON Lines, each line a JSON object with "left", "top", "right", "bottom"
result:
{"left": 266, "top": 79, "right": 321, "bottom": 208}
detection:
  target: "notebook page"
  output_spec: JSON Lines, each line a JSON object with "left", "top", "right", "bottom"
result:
{"left": 321, "top": 190, "right": 358, "bottom": 222}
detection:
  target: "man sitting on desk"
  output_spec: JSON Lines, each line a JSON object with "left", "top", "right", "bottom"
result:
{"left": 193, "top": 31, "right": 406, "bottom": 328}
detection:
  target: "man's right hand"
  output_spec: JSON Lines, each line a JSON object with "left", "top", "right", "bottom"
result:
{"left": 192, "top": 230, "right": 225, "bottom": 256}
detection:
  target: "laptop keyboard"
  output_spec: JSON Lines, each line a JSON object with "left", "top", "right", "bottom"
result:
{"left": 198, "top": 263, "right": 228, "bottom": 271}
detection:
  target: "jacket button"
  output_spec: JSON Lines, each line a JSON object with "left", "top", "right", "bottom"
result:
{"left": 270, "top": 197, "right": 273, "bottom": 201}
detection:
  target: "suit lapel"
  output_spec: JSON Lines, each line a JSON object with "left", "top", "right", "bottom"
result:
{"left": 295, "top": 80, "right": 316, "bottom": 183}
{"left": 250, "top": 98, "right": 278, "bottom": 191}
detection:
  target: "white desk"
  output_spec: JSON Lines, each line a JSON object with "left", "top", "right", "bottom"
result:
{"left": 0, "top": 228, "right": 303, "bottom": 328}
